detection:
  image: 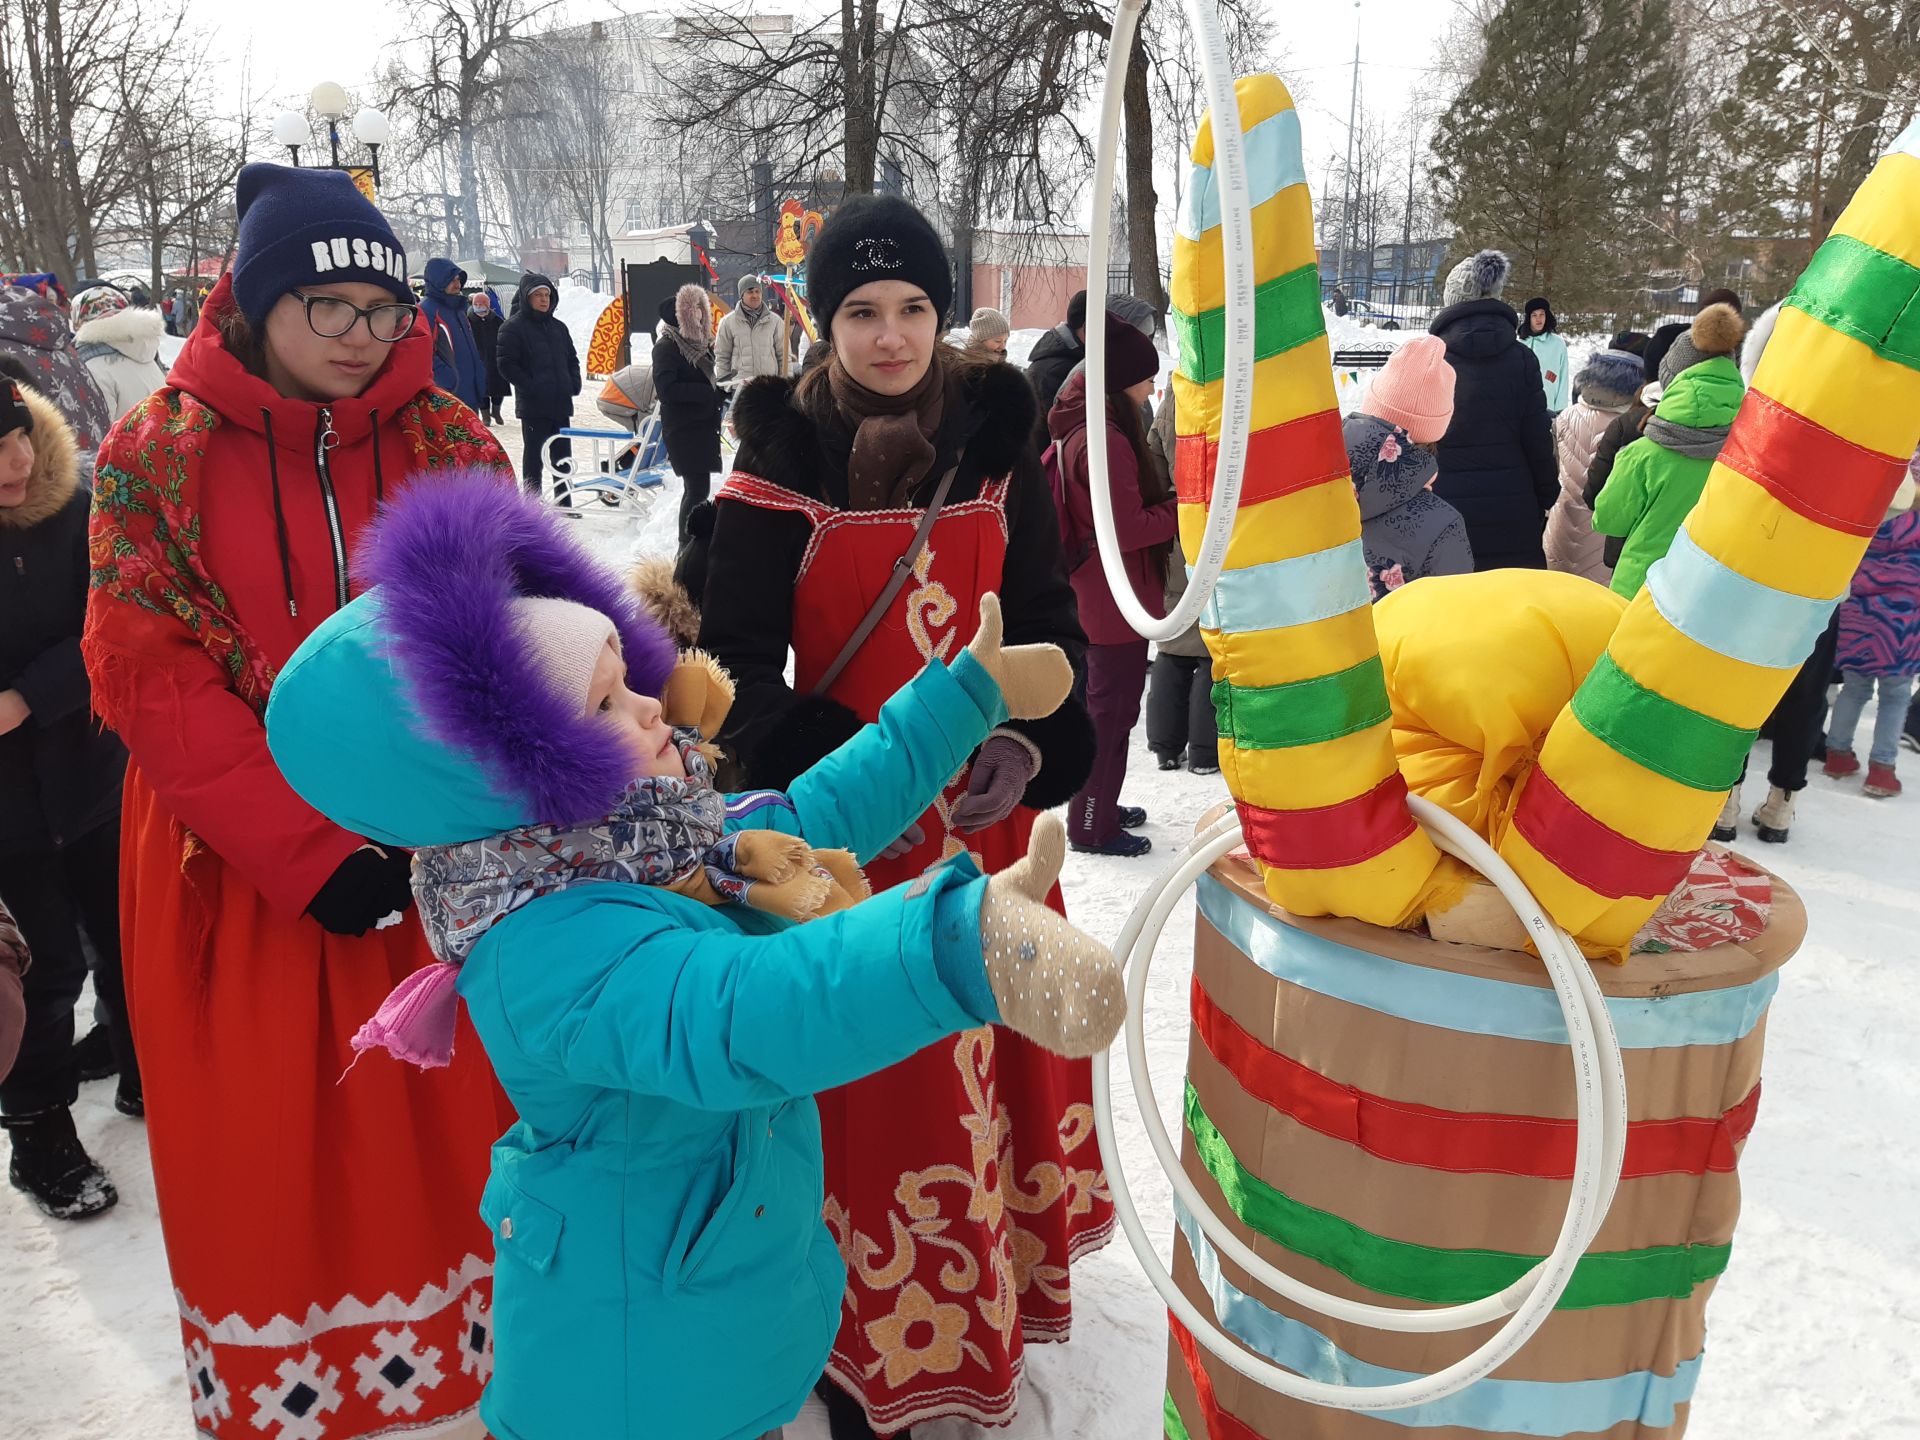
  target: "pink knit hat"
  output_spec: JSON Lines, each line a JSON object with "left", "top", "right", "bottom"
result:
{"left": 511, "top": 596, "right": 619, "bottom": 716}
{"left": 1359, "top": 335, "right": 1456, "bottom": 444}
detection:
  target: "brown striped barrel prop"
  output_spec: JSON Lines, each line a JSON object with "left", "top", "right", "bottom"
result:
{"left": 1164, "top": 845, "right": 1804, "bottom": 1440}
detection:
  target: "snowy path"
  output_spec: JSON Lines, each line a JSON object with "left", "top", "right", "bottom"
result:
{"left": 6, "top": 489, "right": 1917, "bottom": 1438}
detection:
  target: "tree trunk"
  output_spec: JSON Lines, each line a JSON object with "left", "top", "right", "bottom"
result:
{"left": 841, "top": 0, "right": 877, "bottom": 192}
{"left": 459, "top": 117, "right": 485, "bottom": 262}
{"left": 1122, "top": 7, "right": 1165, "bottom": 319}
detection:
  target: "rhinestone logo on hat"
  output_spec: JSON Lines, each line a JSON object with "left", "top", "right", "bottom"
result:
{"left": 852, "top": 237, "right": 903, "bottom": 272}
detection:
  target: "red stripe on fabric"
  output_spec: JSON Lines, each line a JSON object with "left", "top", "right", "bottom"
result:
{"left": 1171, "top": 1315, "right": 1265, "bottom": 1440}
{"left": 1175, "top": 410, "right": 1348, "bottom": 508}
{"left": 1510, "top": 764, "right": 1696, "bottom": 900}
{"left": 1718, "top": 389, "right": 1909, "bottom": 538}
{"left": 714, "top": 470, "right": 837, "bottom": 523}
{"left": 1235, "top": 771, "right": 1416, "bottom": 871}
{"left": 1193, "top": 975, "right": 1760, "bottom": 1178}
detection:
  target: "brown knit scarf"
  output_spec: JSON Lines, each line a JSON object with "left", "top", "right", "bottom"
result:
{"left": 823, "top": 351, "right": 947, "bottom": 510}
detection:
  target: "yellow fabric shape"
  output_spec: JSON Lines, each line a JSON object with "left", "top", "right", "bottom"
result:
{"left": 1174, "top": 338, "right": 1335, "bottom": 442}
{"left": 1374, "top": 573, "right": 1626, "bottom": 837}
{"left": 1827, "top": 152, "right": 1920, "bottom": 271}
{"left": 1752, "top": 308, "right": 1920, "bottom": 458}
{"left": 1179, "top": 483, "right": 1362, "bottom": 573}
{"left": 1171, "top": 186, "right": 1316, "bottom": 317}
{"left": 1187, "top": 73, "right": 1296, "bottom": 166}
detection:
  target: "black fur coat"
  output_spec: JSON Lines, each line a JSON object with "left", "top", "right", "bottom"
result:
{"left": 693, "top": 357, "right": 1095, "bottom": 804}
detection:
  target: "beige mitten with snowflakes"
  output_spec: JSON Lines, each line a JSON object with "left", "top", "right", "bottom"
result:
{"left": 967, "top": 593, "right": 1073, "bottom": 721}
{"left": 977, "top": 814, "right": 1126, "bottom": 1058}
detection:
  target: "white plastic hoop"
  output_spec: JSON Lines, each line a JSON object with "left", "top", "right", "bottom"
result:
{"left": 1083, "top": 0, "right": 1249, "bottom": 642}
{"left": 1090, "top": 800, "right": 1628, "bottom": 1409}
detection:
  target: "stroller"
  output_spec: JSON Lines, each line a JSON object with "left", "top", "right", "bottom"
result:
{"left": 537, "top": 364, "right": 671, "bottom": 515}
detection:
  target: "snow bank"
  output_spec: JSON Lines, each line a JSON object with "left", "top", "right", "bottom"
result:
{"left": 555, "top": 281, "right": 617, "bottom": 365}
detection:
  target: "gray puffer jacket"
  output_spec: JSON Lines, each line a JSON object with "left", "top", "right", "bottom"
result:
{"left": 1345, "top": 412, "right": 1474, "bottom": 599}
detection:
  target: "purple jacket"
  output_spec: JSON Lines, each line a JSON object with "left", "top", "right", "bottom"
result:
{"left": 1837, "top": 509, "right": 1920, "bottom": 678}
{"left": 1048, "top": 371, "right": 1177, "bottom": 646}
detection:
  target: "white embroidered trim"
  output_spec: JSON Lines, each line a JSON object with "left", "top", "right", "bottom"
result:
{"left": 178, "top": 1252, "right": 492, "bottom": 1348}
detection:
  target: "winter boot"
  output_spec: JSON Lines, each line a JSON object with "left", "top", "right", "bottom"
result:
{"left": 72, "top": 1024, "right": 118, "bottom": 1082}
{"left": 1751, "top": 786, "right": 1796, "bottom": 844}
{"left": 815, "top": 1376, "right": 907, "bottom": 1440}
{"left": 2, "top": 1107, "right": 118, "bottom": 1219}
{"left": 1864, "top": 762, "right": 1902, "bottom": 799}
{"left": 1118, "top": 805, "right": 1148, "bottom": 830}
{"left": 1154, "top": 750, "right": 1182, "bottom": 771}
{"left": 1070, "top": 830, "right": 1153, "bottom": 858}
{"left": 1823, "top": 747, "right": 1861, "bottom": 779}
{"left": 1711, "top": 788, "right": 1741, "bottom": 843}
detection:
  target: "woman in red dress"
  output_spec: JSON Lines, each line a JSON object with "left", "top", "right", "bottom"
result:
{"left": 694, "top": 195, "right": 1112, "bottom": 1437}
{"left": 82, "top": 164, "right": 515, "bottom": 1440}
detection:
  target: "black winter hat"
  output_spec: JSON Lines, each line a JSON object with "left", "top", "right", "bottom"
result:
{"left": 0, "top": 378, "right": 33, "bottom": 440}
{"left": 1518, "top": 297, "right": 1557, "bottom": 335}
{"left": 807, "top": 194, "right": 952, "bottom": 339}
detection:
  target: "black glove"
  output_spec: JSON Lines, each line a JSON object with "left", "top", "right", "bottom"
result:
{"left": 307, "top": 846, "right": 415, "bottom": 937}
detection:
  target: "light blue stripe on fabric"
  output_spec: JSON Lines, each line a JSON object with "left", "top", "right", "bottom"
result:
{"left": 1892, "top": 117, "right": 1920, "bottom": 160}
{"left": 1195, "top": 875, "right": 1777, "bottom": 1048}
{"left": 1196, "top": 540, "right": 1372, "bottom": 634}
{"left": 1643, "top": 526, "right": 1843, "bottom": 670}
{"left": 1178, "top": 107, "right": 1308, "bottom": 241}
{"left": 1173, "top": 1199, "right": 1703, "bottom": 1434}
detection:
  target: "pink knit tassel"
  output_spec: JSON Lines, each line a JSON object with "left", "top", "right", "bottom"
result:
{"left": 350, "top": 963, "right": 462, "bottom": 1069}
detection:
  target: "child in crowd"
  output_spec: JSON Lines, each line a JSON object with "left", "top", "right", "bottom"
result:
{"left": 1545, "top": 347, "right": 1644, "bottom": 582}
{"left": 1346, "top": 335, "right": 1472, "bottom": 598}
{"left": 1143, "top": 387, "right": 1219, "bottom": 776}
{"left": 1592, "top": 303, "right": 1747, "bottom": 598}
{"left": 264, "top": 474, "right": 1125, "bottom": 1440}
{"left": 1825, "top": 472, "right": 1920, "bottom": 798}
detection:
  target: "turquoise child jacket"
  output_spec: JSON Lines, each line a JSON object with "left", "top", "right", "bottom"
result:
{"left": 266, "top": 597, "right": 1013, "bottom": 1440}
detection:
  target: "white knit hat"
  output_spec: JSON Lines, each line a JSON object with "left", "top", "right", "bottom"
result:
{"left": 511, "top": 597, "right": 619, "bottom": 715}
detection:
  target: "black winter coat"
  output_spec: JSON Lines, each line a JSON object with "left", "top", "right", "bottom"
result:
{"left": 495, "top": 272, "right": 580, "bottom": 421}
{"left": 469, "top": 307, "right": 505, "bottom": 397}
{"left": 1428, "top": 298, "right": 1558, "bottom": 570}
{"left": 650, "top": 332, "right": 725, "bottom": 478}
{"left": 1025, "top": 323, "right": 1084, "bottom": 443}
{"left": 695, "top": 358, "right": 1095, "bottom": 801}
{"left": 0, "top": 395, "right": 126, "bottom": 855}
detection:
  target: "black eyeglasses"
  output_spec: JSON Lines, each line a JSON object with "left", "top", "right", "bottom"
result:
{"left": 289, "top": 290, "right": 419, "bottom": 342}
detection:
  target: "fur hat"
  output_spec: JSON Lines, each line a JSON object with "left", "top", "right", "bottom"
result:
{"left": 807, "top": 194, "right": 952, "bottom": 339}
{"left": 676, "top": 284, "right": 713, "bottom": 345}
{"left": 1441, "top": 249, "right": 1511, "bottom": 307}
{"left": 357, "top": 471, "right": 678, "bottom": 828}
{"left": 967, "top": 307, "right": 1011, "bottom": 344}
{"left": 1358, "top": 335, "right": 1455, "bottom": 443}
{"left": 1659, "top": 303, "right": 1746, "bottom": 385}
{"left": 1099, "top": 311, "right": 1159, "bottom": 393}
{"left": 1575, "top": 349, "right": 1646, "bottom": 410}
{"left": 71, "top": 285, "right": 128, "bottom": 331}
{"left": 1518, "top": 296, "right": 1556, "bottom": 335}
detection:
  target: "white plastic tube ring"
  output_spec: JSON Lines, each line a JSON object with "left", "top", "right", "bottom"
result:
{"left": 1089, "top": 802, "right": 1627, "bottom": 1409}
{"left": 1082, "top": 0, "right": 1250, "bottom": 642}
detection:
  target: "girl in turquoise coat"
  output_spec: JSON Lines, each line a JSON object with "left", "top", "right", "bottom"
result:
{"left": 263, "top": 472, "right": 1124, "bottom": 1440}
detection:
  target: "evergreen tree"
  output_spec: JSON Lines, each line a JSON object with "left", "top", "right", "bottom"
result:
{"left": 1430, "top": 0, "right": 1678, "bottom": 318}
{"left": 1708, "top": 0, "right": 1919, "bottom": 287}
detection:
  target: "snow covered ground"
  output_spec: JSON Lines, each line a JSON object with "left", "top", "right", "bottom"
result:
{"left": 7, "top": 464, "right": 1918, "bottom": 1439}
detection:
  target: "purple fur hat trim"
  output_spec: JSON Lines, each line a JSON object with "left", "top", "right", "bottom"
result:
{"left": 357, "top": 469, "right": 679, "bottom": 828}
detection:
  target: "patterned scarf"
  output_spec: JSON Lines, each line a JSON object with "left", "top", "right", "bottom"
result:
{"left": 822, "top": 350, "right": 947, "bottom": 510}
{"left": 353, "top": 734, "right": 768, "bottom": 1069}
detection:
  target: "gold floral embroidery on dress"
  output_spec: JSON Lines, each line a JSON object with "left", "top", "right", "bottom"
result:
{"left": 824, "top": 1028, "right": 1113, "bottom": 1390}
{"left": 904, "top": 548, "right": 959, "bottom": 663}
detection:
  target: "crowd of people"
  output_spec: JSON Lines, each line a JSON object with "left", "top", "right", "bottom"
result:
{"left": 0, "top": 157, "right": 1916, "bottom": 1440}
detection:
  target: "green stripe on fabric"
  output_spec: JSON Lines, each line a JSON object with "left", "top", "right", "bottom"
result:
{"left": 1570, "top": 652, "right": 1758, "bottom": 792}
{"left": 1165, "top": 1389, "right": 1196, "bottom": 1440}
{"left": 1184, "top": 1083, "right": 1731, "bottom": 1309}
{"left": 1173, "top": 264, "right": 1324, "bottom": 385}
{"left": 1785, "top": 232, "right": 1920, "bottom": 373}
{"left": 1212, "top": 656, "right": 1391, "bottom": 749}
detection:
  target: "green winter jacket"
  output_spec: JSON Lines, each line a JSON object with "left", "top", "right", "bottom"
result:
{"left": 1591, "top": 357, "right": 1745, "bottom": 599}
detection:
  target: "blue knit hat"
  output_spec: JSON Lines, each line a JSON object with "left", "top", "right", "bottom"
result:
{"left": 231, "top": 163, "right": 412, "bottom": 331}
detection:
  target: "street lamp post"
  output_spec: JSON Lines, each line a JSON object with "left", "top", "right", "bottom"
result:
{"left": 271, "top": 82, "right": 390, "bottom": 190}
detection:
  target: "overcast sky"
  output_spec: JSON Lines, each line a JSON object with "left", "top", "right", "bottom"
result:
{"left": 194, "top": 0, "right": 1458, "bottom": 210}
